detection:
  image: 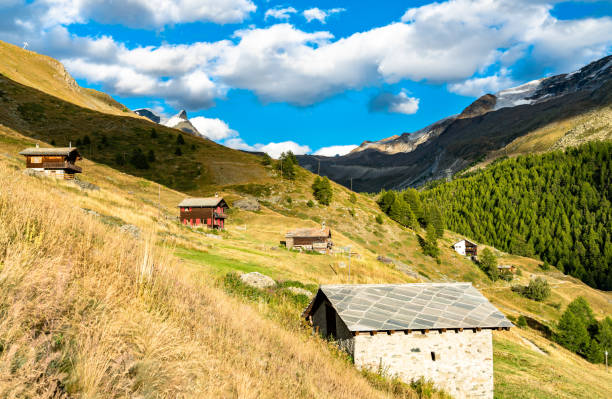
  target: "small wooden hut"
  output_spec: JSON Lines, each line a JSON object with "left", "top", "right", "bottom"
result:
{"left": 178, "top": 197, "right": 229, "bottom": 229}
{"left": 284, "top": 225, "right": 332, "bottom": 253}
{"left": 19, "top": 145, "right": 82, "bottom": 179}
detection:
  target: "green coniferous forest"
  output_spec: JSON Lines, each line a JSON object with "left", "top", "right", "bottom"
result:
{"left": 421, "top": 142, "right": 611, "bottom": 290}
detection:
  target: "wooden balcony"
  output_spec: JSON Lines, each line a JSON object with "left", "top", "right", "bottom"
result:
{"left": 42, "top": 161, "right": 82, "bottom": 173}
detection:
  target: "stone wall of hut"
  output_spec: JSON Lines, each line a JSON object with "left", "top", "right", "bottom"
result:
{"left": 352, "top": 329, "right": 493, "bottom": 399}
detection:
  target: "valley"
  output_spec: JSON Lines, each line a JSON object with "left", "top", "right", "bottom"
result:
{"left": 0, "top": 40, "right": 610, "bottom": 399}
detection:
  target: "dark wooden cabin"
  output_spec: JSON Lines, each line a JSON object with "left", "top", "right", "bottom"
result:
{"left": 178, "top": 197, "right": 229, "bottom": 229}
{"left": 19, "top": 145, "right": 82, "bottom": 179}
{"left": 284, "top": 225, "right": 332, "bottom": 253}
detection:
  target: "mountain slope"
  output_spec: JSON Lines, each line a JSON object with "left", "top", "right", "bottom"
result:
{"left": 0, "top": 72, "right": 270, "bottom": 192}
{"left": 299, "top": 55, "right": 612, "bottom": 191}
{"left": 0, "top": 40, "right": 133, "bottom": 117}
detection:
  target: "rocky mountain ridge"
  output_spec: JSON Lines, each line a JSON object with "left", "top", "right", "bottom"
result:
{"left": 298, "top": 54, "right": 612, "bottom": 191}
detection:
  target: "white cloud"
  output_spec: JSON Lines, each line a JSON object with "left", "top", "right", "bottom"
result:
{"left": 313, "top": 145, "right": 358, "bottom": 157}
{"left": 2, "top": 0, "right": 612, "bottom": 109}
{"left": 264, "top": 7, "right": 297, "bottom": 21}
{"left": 224, "top": 138, "right": 311, "bottom": 158}
{"left": 448, "top": 70, "right": 516, "bottom": 97}
{"left": 369, "top": 90, "right": 420, "bottom": 114}
{"left": 303, "top": 7, "right": 345, "bottom": 24}
{"left": 190, "top": 116, "right": 238, "bottom": 141}
{"left": 41, "top": 0, "right": 256, "bottom": 28}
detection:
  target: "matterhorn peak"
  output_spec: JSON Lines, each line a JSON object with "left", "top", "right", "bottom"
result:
{"left": 162, "top": 109, "right": 201, "bottom": 136}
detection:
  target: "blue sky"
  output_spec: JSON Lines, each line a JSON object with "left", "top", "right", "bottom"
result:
{"left": 1, "top": 0, "right": 612, "bottom": 157}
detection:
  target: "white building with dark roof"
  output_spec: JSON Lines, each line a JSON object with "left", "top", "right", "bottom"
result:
{"left": 303, "top": 283, "right": 512, "bottom": 399}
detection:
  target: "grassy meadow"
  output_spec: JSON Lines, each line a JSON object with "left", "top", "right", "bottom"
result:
{"left": 0, "top": 123, "right": 610, "bottom": 398}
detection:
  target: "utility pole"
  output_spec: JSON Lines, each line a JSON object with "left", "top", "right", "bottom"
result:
{"left": 345, "top": 245, "right": 352, "bottom": 283}
{"left": 158, "top": 184, "right": 161, "bottom": 220}
{"left": 318, "top": 159, "right": 320, "bottom": 175}
{"left": 350, "top": 177, "right": 353, "bottom": 191}
{"left": 606, "top": 350, "right": 609, "bottom": 373}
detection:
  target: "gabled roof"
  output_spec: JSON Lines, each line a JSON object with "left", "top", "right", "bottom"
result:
{"left": 453, "top": 239, "right": 476, "bottom": 247}
{"left": 303, "top": 283, "right": 513, "bottom": 332}
{"left": 286, "top": 227, "right": 331, "bottom": 238}
{"left": 19, "top": 147, "right": 80, "bottom": 157}
{"left": 178, "top": 197, "right": 227, "bottom": 208}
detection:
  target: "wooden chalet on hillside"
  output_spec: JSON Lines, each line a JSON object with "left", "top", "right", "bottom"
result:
{"left": 178, "top": 197, "right": 228, "bottom": 229}
{"left": 452, "top": 239, "right": 478, "bottom": 257}
{"left": 283, "top": 225, "right": 332, "bottom": 253}
{"left": 19, "top": 145, "right": 82, "bottom": 179}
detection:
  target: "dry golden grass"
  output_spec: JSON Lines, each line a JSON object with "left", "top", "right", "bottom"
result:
{"left": 0, "top": 163, "right": 457, "bottom": 398}
{"left": 0, "top": 40, "right": 129, "bottom": 117}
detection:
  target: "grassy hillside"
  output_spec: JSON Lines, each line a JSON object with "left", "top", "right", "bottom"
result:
{"left": 0, "top": 124, "right": 610, "bottom": 398}
{"left": 0, "top": 40, "right": 130, "bottom": 117}
{"left": 0, "top": 73, "right": 271, "bottom": 192}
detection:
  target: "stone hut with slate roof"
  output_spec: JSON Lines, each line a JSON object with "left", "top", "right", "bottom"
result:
{"left": 303, "top": 283, "right": 512, "bottom": 399}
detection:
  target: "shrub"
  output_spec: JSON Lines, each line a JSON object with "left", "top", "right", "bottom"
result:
{"left": 348, "top": 208, "right": 355, "bottom": 217}
{"left": 306, "top": 200, "right": 314, "bottom": 208}
{"left": 349, "top": 193, "right": 357, "bottom": 204}
{"left": 175, "top": 147, "right": 182, "bottom": 156}
{"left": 375, "top": 214, "right": 383, "bottom": 225}
{"left": 479, "top": 248, "right": 498, "bottom": 281}
{"left": 150, "top": 128, "right": 158, "bottom": 138}
{"left": 261, "top": 153, "right": 272, "bottom": 166}
{"left": 523, "top": 277, "right": 551, "bottom": 301}
{"left": 516, "top": 315, "right": 528, "bottom": 328}
{"left": 129, "top": 148, "right": 150, "bottom": 169}
{"left": 176, "top": 134, "right": 185, "bottom": 145}
{"left": 114, "top": 153, "right": 125, "bottom": 166}
{"left": 540, "top": 261, "right": 550, "bottom": 271}
{"left": 312, "top": 176, "right": 333, "bottom": 205}
{"left": 147, "top": 150, "right": 156, "bottom": 162}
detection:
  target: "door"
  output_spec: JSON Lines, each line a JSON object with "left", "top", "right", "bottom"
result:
{"left": 325, "top": 303, "right": 336, "bottom": 338}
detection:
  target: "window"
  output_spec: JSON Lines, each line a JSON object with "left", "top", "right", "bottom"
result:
{"left": 431, "top": 352, "right": 438, "bottom": 361}
{"left": 31, "top": 156, "right": 42, "bottom": 164}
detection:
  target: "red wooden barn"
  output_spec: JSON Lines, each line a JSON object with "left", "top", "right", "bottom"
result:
{"left": 178, "top": 197, "right": 229, "bottom": 229}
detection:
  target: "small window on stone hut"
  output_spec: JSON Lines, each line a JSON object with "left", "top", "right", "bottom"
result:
{"left": 431, "top": 351, "right": 439, "bottom": 361}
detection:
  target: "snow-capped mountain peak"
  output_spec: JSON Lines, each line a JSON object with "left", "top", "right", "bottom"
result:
{"left": 162, "top": 110, "right": 202, "bottom": 136}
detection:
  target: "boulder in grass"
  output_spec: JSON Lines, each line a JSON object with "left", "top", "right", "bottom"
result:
{"left": 377, "top": 255, "right": 393, "bottom": 264}
{"left": 240, "top": 272, "right": 276, "bottom": 289}
{"left": 233, "top": 197, "right": 260, "bottom": 212}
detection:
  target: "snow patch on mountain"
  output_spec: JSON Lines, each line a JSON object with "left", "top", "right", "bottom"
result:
{"left": 493, "top": 79, "right": 542, "bottom": 110}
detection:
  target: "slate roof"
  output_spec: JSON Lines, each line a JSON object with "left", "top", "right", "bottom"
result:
{"left": 304, "top": 283, "right": 513, "bottom": 332}
{"left": 286, "top": 227, "right": 331, "bottom": 238}
{"left": 19, "top": 147, "right": 80, "bottom": 157}
{"left": 178, "top": 197, "right": 226, "bottom": 208}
